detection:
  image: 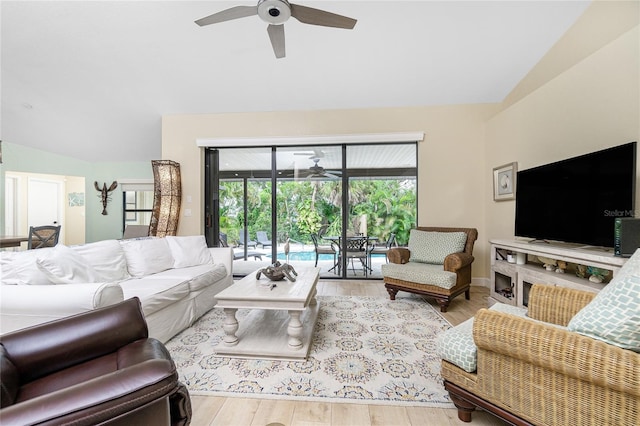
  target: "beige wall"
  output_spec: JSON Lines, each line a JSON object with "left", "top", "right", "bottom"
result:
{"left": 64, "top": 176, "right": 86, "bottom": 245}
{"left": 485, "top": 24, "right": 640, "bottom": 274}
{"left": 162, "top": 105, "right": 497, "bottom": 279}
{"left": 161, "top": 2, "right": 639, "bottom": 282}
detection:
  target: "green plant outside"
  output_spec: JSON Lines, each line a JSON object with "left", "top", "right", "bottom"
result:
{"left": 219, "top": 178, "right": 416, "bottom": 246}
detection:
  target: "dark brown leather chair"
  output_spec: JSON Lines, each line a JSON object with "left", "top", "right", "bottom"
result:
{"left": 0, "top": 297, "right": 191, "bottom": 426}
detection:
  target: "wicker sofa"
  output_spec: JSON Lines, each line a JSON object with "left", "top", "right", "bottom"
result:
{"left": 381, "top": 227, "right": 478, "bottom": 312}
{"left": 439, "top": 283, "right": 640, "bottom": 425}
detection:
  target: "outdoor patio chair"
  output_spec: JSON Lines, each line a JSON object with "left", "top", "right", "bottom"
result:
{"left": 311, "top": 234, "right": 337, "bottom": 269}
{"left": 220, "top": 232, "right": 262, "bottom": 260}
{"left": 256, "top": 231, "right": 272, "bottom": 248}
{"left": 369, "top": 232, "right": 396, "bottom": 265}
{"left": 344, "top": 236, "right": 373, "bottom": 276}
{"left": 239, "top": 229, "right": 257, "bottom": 248}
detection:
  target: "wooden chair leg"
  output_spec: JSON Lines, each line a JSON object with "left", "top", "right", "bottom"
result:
{"left": 385, "top": 286, "right": 398, "bottom": 300}
{"left": 436, "top": 298, "right": 450, "bottom": 312}
{"left": 448, "top": 391, "right": 476, "bottom": 422}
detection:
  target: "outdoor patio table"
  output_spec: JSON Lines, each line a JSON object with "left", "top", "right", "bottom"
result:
{"left": 323, "top": 236, "right": 378, "bottom": 275}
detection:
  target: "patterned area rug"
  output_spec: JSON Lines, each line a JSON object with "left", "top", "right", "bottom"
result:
{"left": 165, "top": 295, "right": 454, "bottom": 407}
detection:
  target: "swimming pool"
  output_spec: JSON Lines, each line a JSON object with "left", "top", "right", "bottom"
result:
{"left": 267, "top": 251, "right": 333, "bottom": 262}
{"left": 267, "top": 251, "right": 386, "bottom": 261}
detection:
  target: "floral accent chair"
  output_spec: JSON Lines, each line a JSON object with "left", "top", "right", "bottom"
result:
{"left": 381, "top": 227, "right": 478, "bottom": 312}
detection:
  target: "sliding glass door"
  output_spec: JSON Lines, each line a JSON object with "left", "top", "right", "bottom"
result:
{"left": 345, "top": 144, "right": 417, "bottom": 277}
{"left": 217, "top": 148, "right": 272, "bottom": 260}
{"left": 275, "top": 146, "right": 343, "bottom": 277}
{"left": 206, "top": 143, "right": 416, "bottom": 279}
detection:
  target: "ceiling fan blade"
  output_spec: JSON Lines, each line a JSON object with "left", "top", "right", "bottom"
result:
{"left": 195, "top": 6, "right": 258, "bottom": 26}
{"left": 267, "top": 24, "right": 286, "bottom": 58}
{"left": 290, "top": 4, "right": 357, "bottom": 29}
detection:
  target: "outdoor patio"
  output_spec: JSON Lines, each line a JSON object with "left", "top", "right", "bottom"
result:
{"left": 229, "top": 241, "right": 388, "bottom": 279}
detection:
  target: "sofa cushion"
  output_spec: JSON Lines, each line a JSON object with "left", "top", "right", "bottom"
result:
{"left": 381, "top": 261, "right": 457, "bottom": 289}
{"left": 120, "top": 238, "right": 174, "bottom": 278}
{"left": 1, "top": 250, "right": 48, "bottom": 285}
{"left": 1, "top": 248, "right": 65, "bottom": 285}
{"left": 166, "top": 236, "right": 213, "bottom": 268}
{"left": 148, "top": 263, "right": 228, "bottom": 292}
{"left": 408, "top": 230, "right": 467, "bottom": 264}
{"left": 72, "top": 240, "right": 129, "bottom": 281}
{"left": 36, "top": 244, "right": 100, "bottom": 284}
{"left": 437, "top": 304, "right": 530, "bottom": 372}
{"left": 567, "top": 249, "right": 640, "bottom": 352}
{"left": 119, "top": 277, "right": 191, "bottom": 316}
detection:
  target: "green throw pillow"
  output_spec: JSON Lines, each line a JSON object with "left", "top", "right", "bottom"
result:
{"left": 408, "top": 230, "right": 467, "bottom": 264}
{"left": 567, "top": 249, "right": 640, "bottom": 352}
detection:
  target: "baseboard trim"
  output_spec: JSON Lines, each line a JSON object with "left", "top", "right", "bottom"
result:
{"left": 471, "top": 277, "right": 489, "bottom": 288}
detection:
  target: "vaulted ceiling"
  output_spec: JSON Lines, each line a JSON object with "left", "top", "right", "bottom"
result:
{"left": 1, "top": 1, "right": 591, "bottom": 163}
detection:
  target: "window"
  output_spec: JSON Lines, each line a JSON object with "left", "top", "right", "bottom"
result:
{"left": 120, "top": 181, "right": 154, "bottom": 234}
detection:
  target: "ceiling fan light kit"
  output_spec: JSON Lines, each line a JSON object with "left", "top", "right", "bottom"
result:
{"left": 195, "top": 0, "right": 357, "bottom": 59}
{"left": 258, "top": 0, "right": 291, "bottom": 24}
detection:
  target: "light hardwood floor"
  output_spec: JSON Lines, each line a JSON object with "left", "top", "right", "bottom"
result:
{"left": 189, "top": 282, "right": 506, "bottom": 426}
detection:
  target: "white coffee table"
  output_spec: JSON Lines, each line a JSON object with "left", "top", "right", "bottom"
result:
{"left": 213, "top": 266, "right": 320, "bottom": 360}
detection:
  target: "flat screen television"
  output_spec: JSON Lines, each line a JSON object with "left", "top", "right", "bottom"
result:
{"left": 515, "top": 141, "right": 637, "bottom": 248}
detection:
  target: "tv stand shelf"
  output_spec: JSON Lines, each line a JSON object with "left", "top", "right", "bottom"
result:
{"left": 489, "top": 239, "right": 627, "bottom": 307}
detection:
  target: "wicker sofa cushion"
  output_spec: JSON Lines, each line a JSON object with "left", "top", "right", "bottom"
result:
{"left": 567, "top": 248, "right": 640, "bottom": 352}
{"left": 436, "top": 303, "right": 530, "bottom": 372}
{"left": 381, "top": 261, "right": 457, "bottom": 289}
{"left": 408, "top": 230, "right": 467, "bottom": 264}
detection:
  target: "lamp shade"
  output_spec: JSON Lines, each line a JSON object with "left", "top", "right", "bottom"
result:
{"left": 149, "top": 160, "right": 181, "bottom": 237}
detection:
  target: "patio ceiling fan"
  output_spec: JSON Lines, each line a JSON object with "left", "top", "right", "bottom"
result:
{"left": 290, "top": 149, "right": 341, "bottom": 179}
{"left": 294, "top": 149, "right": 324, "bottom": 159}
{"left": 194, "top": 0, "right": 357, "bottom": 58}
{"left": 304, "top": 157, "right": 342, "bottom": 179}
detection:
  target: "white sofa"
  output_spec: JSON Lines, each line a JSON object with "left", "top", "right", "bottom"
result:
{"left": 0, "top": 235, "right": 233, "bottom": 343}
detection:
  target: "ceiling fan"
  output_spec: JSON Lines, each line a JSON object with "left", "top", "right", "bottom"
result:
{"left": 195, "top": 0, "right": 357, "bottom": 58}
{"left": 294, "top": 149, "right": 324, "bottom": 159}
{"left": 303, "top": 157, "right": 342, "bottom": 179}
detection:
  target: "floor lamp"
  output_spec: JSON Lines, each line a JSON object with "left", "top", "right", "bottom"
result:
{"left": 149, "top": 160, "right": 181, "bottom": 237}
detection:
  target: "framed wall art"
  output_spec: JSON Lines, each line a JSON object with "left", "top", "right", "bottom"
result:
{"left": 493, "top": 162, "right": 517, "bottom": 201}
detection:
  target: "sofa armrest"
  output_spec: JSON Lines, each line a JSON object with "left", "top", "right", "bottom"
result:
{"left": 387, "top": 247, "right": 410, "bottom": 264}
{"left": 527, "top": 284, "right": 597, "bottom": 326}
{"left": 0, "top": 353, "right": 179, "bottom": 426}
{"left": 209, "top": 247, "right": 234, "bottom": 277}
{"left": 443, "top": 252, "right": 474, "bottom": 272}
{"left": 472, "top": 309, "right": 640, "bottom": 397}
{"left": 0, "top": 282, "right": 124, "bottom": 334}
{"left": 0, "top": 298, "right": 147, "bottom": 382}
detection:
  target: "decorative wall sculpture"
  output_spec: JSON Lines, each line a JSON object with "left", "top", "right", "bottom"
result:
{"left": 149, "top": 160, "right": 181, "bottom": 237}
{"left": 94, "top": 181, "right": 118, "bottom": 215}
